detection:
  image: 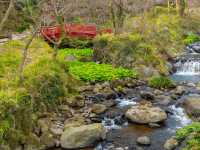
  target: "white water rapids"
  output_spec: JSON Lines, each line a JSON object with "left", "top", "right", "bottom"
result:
{"left": 175, "top": 60, "right": 200, "bottom": 75}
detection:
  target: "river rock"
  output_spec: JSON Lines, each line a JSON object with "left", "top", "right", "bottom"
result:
{"left": 60, "top": 123, "right": 106, "bottom": 149}
{"left": 187, "top": 83, "right": 195, "bottom": 87}
{"left": 148, "top": 123, "right": 161, "bottom": 128}
{"left": 140, "top": 91, "right": 154, "bottom": 100}
{"left": 91, "top": 104, "right": 107, "bottom": 114}
{"left": 125, "top": 104, "right": 167, "bottom": 124}
{"left": 183, "top": 96, "right": 200, "bottom": 120}
{"left": 64, "top": 116, "right": 86, "bottom": 129}
{"left": 136, "top": 136, "right": 151, "bottom": 145}
{"left": 164, "top": 137, "right": 178, "bottom": 150}
{"left": 155, "top": 95, "right": 171, "bottom": 105}
{"left": 175, "top": 86, "right": 186, "bottom": 95}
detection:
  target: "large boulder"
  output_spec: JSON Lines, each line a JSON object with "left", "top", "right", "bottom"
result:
{"left": 60, "top": 123, "right": 106, "bottom": 149}
{"left": 183, "top": 96, "right": 200, "bottom": 120}
{"left": 125, "top": 104, "right": 167, "bottom": 124}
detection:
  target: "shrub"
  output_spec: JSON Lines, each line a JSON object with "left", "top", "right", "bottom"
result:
{"left": 176, "top": 123, "right": 200, "bottom": 150}
{"left": 68, "top": 61, "right": 137, "bottom": 82}
{"left": 0, "top": 49, "right": 21, "bottom": 76}
{"left": 23, "top": 58, "right": 68, "bottom": 110}
{"left": 93, "top": 33, "right": 144, "bottom": 66}
{"left": 0, "top": 88, "right": 32, "bottom": 146}
{"left": 58, "top": 48, "right": 93, "bottom": 61}
{"left": 60, "top": 37, "right": 93, "bottom": 49}
{"left": 183, "top": 33, "right": 200, "bottom": 45}
{"left": 148, "top": 76, "right": 175, "bottom": 89}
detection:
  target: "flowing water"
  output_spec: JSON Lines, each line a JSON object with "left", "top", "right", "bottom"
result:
{"left": 94, "top": 97, "right": 192, "bottom": 150}
{"left": 51, "top": 43, "right": 200, "bottom": 150}
{"left": 172, "top": 44, "right": 200, "bottom": 83}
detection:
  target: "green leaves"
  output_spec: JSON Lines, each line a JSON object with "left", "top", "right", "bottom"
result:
{"left": 176, "top": 123, "right": 200, "bottom": 150}
{"left": 68, "top": 61, "right": 137, "bottom": 82}
{"left": 58, "top": 48, "right": 93, "bottom": 60}
{"left": 183, "top": 33, "right": 200, "bottom": 45}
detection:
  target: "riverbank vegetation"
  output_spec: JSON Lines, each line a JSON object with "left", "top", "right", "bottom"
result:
{"left": 176, "top": 122, "right": 200, "bottom": 150}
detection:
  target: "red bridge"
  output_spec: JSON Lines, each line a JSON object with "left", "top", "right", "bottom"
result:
{"left": 41, "top": 24, "right": 112, "bottom": 42}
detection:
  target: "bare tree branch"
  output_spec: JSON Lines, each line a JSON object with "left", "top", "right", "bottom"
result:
{"left": 0, "top": 0, "right": 14, "bottom": 33}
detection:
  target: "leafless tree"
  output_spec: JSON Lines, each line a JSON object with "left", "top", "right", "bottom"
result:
{"left": 0, "top": 0, "right": 14, "bottom": 33}
{"left": 18, "top": 0, "right": 46, "bottom": 81}
{"left": 176, "top": 0, "right": 186, "bottom": 16}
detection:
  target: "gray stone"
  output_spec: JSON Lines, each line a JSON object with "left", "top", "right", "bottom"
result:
{"left": 91, "top": 104, "right": 107, "bottom": 114}
{"left": 183, "top": 96, "right": 200, "bottom": 120}
{"left": 175, "top": 86, "right": 186, "bottom": 95}
{"left": 126, "top": 104, "right": 167, "bottom": 124}
{"left": 140, "top": 91, "right": 154, "bottom": 100}
{"left": 60, "top": 123, "right": 106, "bottom": 149}
{"left": 136, "top": 136, "right": 151, "bottom": 145}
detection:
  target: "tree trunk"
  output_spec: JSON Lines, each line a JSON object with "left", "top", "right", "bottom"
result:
{"left": 176, "top": 0, "right": 186, "bottom": 16}
{"left": 0, "top": 0, "right": 14, "bottom": 33}
{"left": 18, "top": 29, "right": 38, "bottom": 81}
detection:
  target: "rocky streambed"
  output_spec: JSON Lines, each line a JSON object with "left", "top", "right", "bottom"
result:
{"left": 24, "top": 41, "right": 200, "bottom": 150}
{"left": 38, "top": 77, "right": 200, "bottom": 150}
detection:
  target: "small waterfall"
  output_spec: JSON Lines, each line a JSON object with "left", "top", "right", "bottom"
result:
{"left": 174, "top": 42, "right": 200, "bottom": 75}
{"left": 175, "top": 59, "right": 200, "bottom": 75}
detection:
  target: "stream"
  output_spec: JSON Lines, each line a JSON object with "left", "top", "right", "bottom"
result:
{"left": 94, "top": 42, "right": 200, "bottom": 150}
{"left": 51, "top": 42, "right": 200, "bottom": 150}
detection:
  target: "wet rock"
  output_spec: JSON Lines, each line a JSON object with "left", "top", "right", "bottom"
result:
{"left": 164, "top": 137, "right": 178, "bottom": 150}
{"left": 136, "top": 146, "right": 144, "bottom": 150}
{"left": 187, "top": 83, "right": 195, "bottom": 87}
{"left": 91, "top": 104, "right": 107, "bottom": 114}
{"left": 136, "top": 136, "right": 151, "bottom": 145}
{"left": 102, "top": 100, "right": 117, "bottom": 107}
{"left": 140, "top": 91, "right": 154, "bottom": 100}
{"left": 60, "top": 123, "right": 106, "bottom": 149}
{"left": 67, "top": 95, "right": 85, "bottom": 107}
{"left": 183, "top": 96, "right": 200, "bottom": 120}
{"left": 148, "top": 123, "right": 161, "bottom": 128}
{"left": 155, "top": 95, "right": 172, "bottom": 105}
{"left": 154, "top": 89, "right": 163, "bottom": 95}
{"left": 115, "top": 148, "right": 124, "bottom": 150}
{"left": 125, "top": 104, "right": 167, "bottom": 124}
{"left": 175, "top": 86, "right": 186, "bottom": 95}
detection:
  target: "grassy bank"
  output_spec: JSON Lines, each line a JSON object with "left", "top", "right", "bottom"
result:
{"left": 93, "top": 7, "right": 200, "bottom": 78}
